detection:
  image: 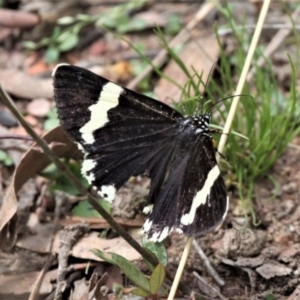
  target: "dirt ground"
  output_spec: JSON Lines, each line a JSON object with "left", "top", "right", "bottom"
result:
{"left": 0, "top": 1, "right": 299, "bottom": 300}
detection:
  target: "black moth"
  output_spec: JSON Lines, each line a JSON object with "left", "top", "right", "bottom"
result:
{"left": 52, "top": 64, "right": 228, "bottom": 242}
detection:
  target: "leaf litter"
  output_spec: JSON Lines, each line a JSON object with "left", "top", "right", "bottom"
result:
{"left": 0, "top": 1, "right": 300, "bottom": 299}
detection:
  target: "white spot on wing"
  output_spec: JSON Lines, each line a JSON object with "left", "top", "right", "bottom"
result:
{"left": 180, "top": 165, "right": 220, "bottom": 226}
{"left": 143, "top": 225, "right": 173, "bottom": 243}
{"left": 75, "top": 142, "right": 84, "bottom": 152}
{"left": 80, "top": 82, "right": 123, "bottom": 143}
{"left": 142, "top": 219, "right": 153, "bottom": 233}
{"left": 175, "top": 228, "right": 183, "bottom": 234}
{"left": 143, "top": 204, "right": 153, "bottom": 215}
{"left": 81, "top": 159, "right": 96, "bottom": 183}
{"left": 99, "top": 184, "right": 116, "bottom": 203}
{"left": 51, "top": 63, "right": 70, "bottom": 77}
{"left": 150, "top": 227, "right": 172, "bottom": 242}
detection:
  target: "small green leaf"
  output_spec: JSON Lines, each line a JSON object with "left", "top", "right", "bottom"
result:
{"left": 265, "top": 294, "right": 277, "bottom": 300}
{"left": 45, "top": 47, "right": 60, "bottom": 63}
{"left": 91, "top": 249, "right": 150, "bottom": 292}
{"left": 56, "top": 31, "right": 73, "bottom": 43}
{"left": 118, "top": 18, "right": 147, "bottom": 33}
{"left": 0, "top": 150, "right": 13, "bottom": 166}
{"left": 165, "top": 14, "right": 181, "bottom": 35}
{"left": 76, "top": 14, "right": 94, "bottom": 21}
{"left": 131, "top": 287, "right": 150, "bottom": 297}
{"left": 149, "top": 263, "right": 165, "bottom": 295}
{"left": 58, "top": 34, "right": 79, "bottom": 52}
{"left": 23, "top": 41, "right": 38, "bottom": 49}
{"left": 44, "top": 118, "right": 59, "bottom": 131}
{"left": 142, "top": 237, "right": 168, "bottom": 266}
{"left": 72, "top": 199, "right": 111, "bottom": 217}
{"left": 57, "top": 16, "right": 75, "bottom": 25}
{"left": 113, "top": 283, "right": 124, "bottom": 299}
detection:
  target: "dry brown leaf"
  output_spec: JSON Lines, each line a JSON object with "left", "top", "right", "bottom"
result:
{"left": 17, "top": 214, "right": 141, "bottom": 262}
{"left": 60, "top": 216, "right": 144, "bottom": 229}
{"left": 16, "top": 213, "right": 58, "bottom": 253}
{"left": 0, "top": 69, "right": 53, "bottom": 99}
{"left": 0, "top": 269, "right": 56, "bottom": 295}
{"left": 72, "top": 278, "right": 89, "bottom": 300}
{"left": 286, "top": 285, "right": 300, "bottom": 300}
{"left": 0, "top": 8, "right": 39, "bottom": 28}
{"left": 26, "top": 98, "right": 52, "bottom": 117}
{"left": 256, "top": 262, "right": 292, "bottom": 279}
{"left": 154, "top": 33, "right": 221, "bottom": 104}
{"left": 219, "top": 228, "right": 266, "bottom": 258}
{"left": 105, "top": 265, "right": 123, "bottom": 290}
{"left": 235, "top": 256, "right": 265, "bottom": 268}
{"left": 0, "top": 26, "right": 12, "bottom": 42}
{"left": 72, "top": 232, "right": 141, "bottom": 262}
{"left": 0, "top": 126, "right": 80, "bottom": 250}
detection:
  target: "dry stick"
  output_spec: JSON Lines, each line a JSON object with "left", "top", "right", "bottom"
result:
{"left": 28, "top": 254, "right": 56, "bottom": 300}
{"left": 218, "top": 23, "right": 300, "bottom": 36}
{"left": 167, "top": 0, "right": 272, "bottom": 299}
{"left": 192, "top": 239, "right": 224, "bottom": 286}
{"left": 192, "top": 271, "right": 227, "bottom": 300}
{"left": 247, "top": 5, "right": 300, "bottom": 81}
{"left": 127, "top": 2, "right": 215, "bottom": 90}
{"left": 0, "top": 87, "right": 159, "bottom": 268}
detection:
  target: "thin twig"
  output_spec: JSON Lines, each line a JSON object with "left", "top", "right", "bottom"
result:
{"left": 218, "top": 23, "right": 300, "bottom": 36}
{"left": 168, "top": 0, "right": 272, "bottom": 299}
{"left": 192, "top": 239, "right": 224, "bottom": 286}
{"left": 217, "top": 0, "right": 272, "bottom": 155}
{"left": 28, "top": 254, "right": 56, "bottom": 300}
{"left": 193, "top": 271, "right": 228, "bottom": 300}
{"left": 127, "top": 2, "right": 215, "bottom": 90}
{"left": 0, "top": 134, "right": 34, "bottom": 141}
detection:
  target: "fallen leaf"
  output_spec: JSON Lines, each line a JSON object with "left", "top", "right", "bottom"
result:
{"left": 278, "top": 247, "right": 299, "bottom": 263}
{"left": 105, "top": 265, "right": 123, "bottom": 290}
{"left": 0, "top": 126, "right": 80, "bottom": 250}
{"left": 286, "top": 285, "right": 300, "bottom": 300}
{"left": 0, "top": 69, "right": 53, "bottom": 99}
{"left": 256, "top": 262, "right": 292, "bottom": 279}
{"left": 0, "top": 269, "right": 56, "bottom": 295}
{"left": 0, "top": 26, "right": 12, "bottom": 42}
{"left": 24, "top": 115, "right": 39, "bottom": 127}
{"left": 0, "top": 8, "right": 39, "bottom": 28}
{"left": 73, "top": 232, "right": 141, "bottom": 262}
{"left": 235, "top": 256, "right": 265, "bottom": 268}
{"left": 60, "top": 215, "right": 144, "bottom": 229}
{"left": 17, "top": 214, "right": 142, "bottom": 262}
{"left": 27, "top": 98, "right": 52, "bottom": 117}
{"left": 10, "top": 125, "right": 43, "bottom": 138}
{"left": 72, "top": 278, "right": 89, "bottom": 300}
{"left": 26, "top": 60, "right": 49, "bottom": 76}
{"left": 155, "top": 32, "right": 221, "bottom": 104}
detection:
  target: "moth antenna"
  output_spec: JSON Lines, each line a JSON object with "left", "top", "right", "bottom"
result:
{"left": 205, "top": 94, "right": 252, "bottom": 115}
{"left": 181, "top": 100, "right": 187, "bottom": 116}
{"left": 195, "top": 63, "right": 216, "bottom": 116}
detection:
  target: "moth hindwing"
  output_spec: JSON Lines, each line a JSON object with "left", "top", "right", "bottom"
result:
{"left": 52, "top": 64, "right": 228, "bottom": 242}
